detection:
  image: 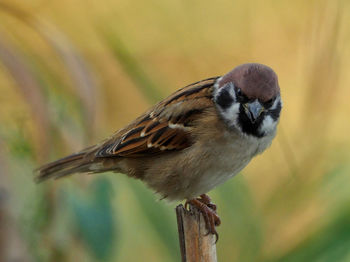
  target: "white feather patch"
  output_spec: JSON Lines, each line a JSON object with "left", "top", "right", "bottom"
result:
{"left": 270, "top": 96, "right": 281, "bottom": 110}
{"left": 259, "top": 115, "right": 277, "bottom": 135}
{"left": 168, "top": 123, "right": 189, "bottom": 130}
{"left": 213, "top": 81, "right": 241, "bottom": 129}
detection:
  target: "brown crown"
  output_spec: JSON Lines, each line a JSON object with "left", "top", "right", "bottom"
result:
{"left": 219, "top": 63, "right": 280, "bottom": 102}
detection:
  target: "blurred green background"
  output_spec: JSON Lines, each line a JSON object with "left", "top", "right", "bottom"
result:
{"left": 0, "top": 0, "right": 350, "bottom": 261}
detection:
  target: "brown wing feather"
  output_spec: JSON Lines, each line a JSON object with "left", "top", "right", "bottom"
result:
{"left": 36, "top": 76, "right": 220, "bottom": 182}
{"left": 95, "top": 77, "right": 219, "bottom": 158}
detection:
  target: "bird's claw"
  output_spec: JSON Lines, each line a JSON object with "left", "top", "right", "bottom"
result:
{"left": 185, "top": 194, "right": 221, "bottom": 242}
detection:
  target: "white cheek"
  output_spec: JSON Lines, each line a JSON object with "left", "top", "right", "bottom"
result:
{"left": 214, "top": 81, "right": 241, "bottom": 128}
{"left": 259, "top": 115, "right": 277, "bottom": 134}
{"left": 221, "top": 103, "right": 240, "bottom": 127}
{"left": 271, "top": 96, "right": 282, "bottom": 110}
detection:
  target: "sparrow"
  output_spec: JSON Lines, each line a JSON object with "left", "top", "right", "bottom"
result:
{"left": 36, "top": 63, "right": 282, "bottom": 240}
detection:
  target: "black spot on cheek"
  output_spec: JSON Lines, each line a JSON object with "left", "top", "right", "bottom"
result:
{"left": 269, "top": 101, "right": 282, "bottom": 121}
{"left": 216, "top": 88, "right": 234, "bottom": 109}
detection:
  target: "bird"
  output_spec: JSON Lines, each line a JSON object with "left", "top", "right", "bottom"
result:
{"left": 36, "top": 63, "right": 282, "bottom": 240}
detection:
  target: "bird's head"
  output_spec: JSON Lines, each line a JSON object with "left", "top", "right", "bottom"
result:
{"left": 214, "top": 63, "right": 282, "bottom": 138}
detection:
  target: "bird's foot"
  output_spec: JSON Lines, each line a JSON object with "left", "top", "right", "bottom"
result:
{"left": 185, "top": 194, "right": 221, "bottom": 242}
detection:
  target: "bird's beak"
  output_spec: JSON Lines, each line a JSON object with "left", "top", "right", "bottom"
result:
{"left": 243, "top": 100, "right": 264, "bottom": 123}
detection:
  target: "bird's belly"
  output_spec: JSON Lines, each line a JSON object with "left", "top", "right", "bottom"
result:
{"left": 144, "top": 131, "right": 273, "bottom": 201}
{"left": 195, "top": 163, "right": 247, "bottom": 194}
{"left": 181, "top": 133, "right": 272, "bottom": 199}
{"left": 184, "top": 149, "right": 251, "bottom": 199}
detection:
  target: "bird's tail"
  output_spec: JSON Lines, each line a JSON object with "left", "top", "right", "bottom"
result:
{"left": 35, "top": 150, "right": 95, "bottom": 183}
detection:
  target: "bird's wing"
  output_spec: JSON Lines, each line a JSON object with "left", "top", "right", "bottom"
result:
{"left": 95, "top": 77, "right": 219, "bottom": 157}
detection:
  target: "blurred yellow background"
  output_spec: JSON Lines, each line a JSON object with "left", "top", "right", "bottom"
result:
{"left": 1, "top": 0, "right": 350, "bottom": 261}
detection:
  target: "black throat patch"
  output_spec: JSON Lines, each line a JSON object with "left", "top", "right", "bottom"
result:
{"left": 237, "top": 104, "right": 265, "bottom": 137}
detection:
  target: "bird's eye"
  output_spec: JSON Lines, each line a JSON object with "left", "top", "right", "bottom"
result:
{"left": 262, "top": 98, "right": 274, "bottom": 108}
{"left": 236, "top": 87, "right": 248, "bottom": 103}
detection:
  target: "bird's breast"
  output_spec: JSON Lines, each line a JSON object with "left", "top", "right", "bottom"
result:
{"left": 182, "top": 131, "right": 274, "bottom": 199}
{"left": 141, "top": 129, "right": 274, "bottom": 201}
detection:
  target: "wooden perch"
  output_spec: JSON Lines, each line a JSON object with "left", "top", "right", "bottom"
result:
{"left": 176, "top": 204, "right": 217, "bottom": 262}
